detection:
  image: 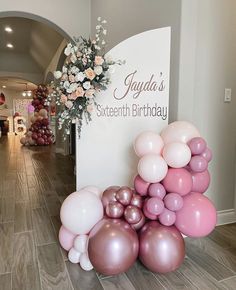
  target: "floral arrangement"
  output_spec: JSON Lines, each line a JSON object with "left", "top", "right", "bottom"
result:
{"left": 48, "top": 17, "right": 124, "bottom": 137}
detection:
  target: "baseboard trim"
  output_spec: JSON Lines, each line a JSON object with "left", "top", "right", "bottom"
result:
{"left": 217, "top": 209, "right": 236, "bottom": 226}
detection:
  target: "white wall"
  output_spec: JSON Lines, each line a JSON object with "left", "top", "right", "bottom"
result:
{"left": 0, "top": 88, "right": 26, "bottom": 110}
{"left": 178, "top": 0, "right": 236, "bottom": 211}
{"left": 0, "top": 0, "right": 91, "bottom": 39}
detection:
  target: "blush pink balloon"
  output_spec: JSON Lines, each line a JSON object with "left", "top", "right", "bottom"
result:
{"left": 143, "top": 200, "right": 158, "bottom": 220}
{"left": 134, "top": 175, "right": 150, "bottom": 196}
{"left": 188, "top": 137, "right": 207, "bottom": 155}
{"left": 162, "top": 142, "right": 191, "bottom": 168}
{"left": 159, "top": 208, "right": 176, "bottom": 226}
{"left": 134, "top": 131, "right": 164, "bottom": 157}
{"left": 146, "top": 197, "right": 164, "bottom": 215}
{"left": 189, "top": 156, "right": 208, "bottom": 173}
{"left": 164, "top": 193, "right": 183, "bottom": 211}
{"left": 148, "top": 183, "right": 166, "bottom": 199}
{"left": 59, "top": 226, "right": 76, "bottom": 251}
{"left": 175, "top": 192, "right": 217, "bottom": 237}
{"left": 200, "top": 147, "right": 212, "bottom": 162}
{"left": 161, "top": 121, "right": 200, "bottom": 144}
{"left": 191, "top": 170, "right": 210, "bottom": 193}
{"left": 162, "top": 168, "right": 192, "bottom": 196}
{"left": 138, "top": 154, "right": 168, "bottom": 183}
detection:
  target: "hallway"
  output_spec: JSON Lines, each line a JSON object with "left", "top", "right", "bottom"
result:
{"left": 1, "top": 136, "right": 236, "bottom": 290}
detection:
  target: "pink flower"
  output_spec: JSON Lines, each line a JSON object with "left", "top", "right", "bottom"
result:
{"left": 95, "top": 56, "right": 104, "bottom": 66}
{"left": 61, "top": 74, "right": 68, "bottom": 81}
{"left": 65, "top": 100, "right": 73, "bottom": 109}
{"left": 69, "top": 74, "right": 75, "bottom": 82}
{"left": 85, "top": 89, "right": 95, "bottom": 98}
{"left": 76, "top": 86, "right": 85, "bottom": 97}
{"left": 85, "top": 68, "right": 96, "bottom": 80}
{"left": 68, "top": 92, "right": 78, "bottom": 100}
{"left": 87, "top": 104, "right": 93, "bottom": 113}
{"left": 60, "top": 94, "right": 67, "bottom": 103}
{"left": 77, "top": 51, "right": 82, "bottom": 58}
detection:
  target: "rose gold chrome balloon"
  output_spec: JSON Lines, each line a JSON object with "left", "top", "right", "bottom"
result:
{"left": 101, "top": 186, "right": 120, "bottom": 208}
{"left": 124, "top": 205, "right": 142, "bottom": 224}
{"left": 105, "top": 201, "right": 124, "bottom": 218}
{"left": 116, "top": 186, "right": 133, "bottom": 206}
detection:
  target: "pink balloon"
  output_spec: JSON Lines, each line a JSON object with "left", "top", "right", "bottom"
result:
{"left": 106, "top": 201, "right": 124, "bottom": 218}
{"left": 134, "top": 131, "right": 164, "bottom": 157}
{"left": 116, "top": 187, "right": 133, "bottom": 206}
{"left": 148, "top": 183, "right": 166, "bottom": 199}
{"left": 102, "top": 186, "right": 119, "bottom": 207}
{"left": 162, "top": 168, "right": 192, "bottom": 196}
{"left": 175, "top": 192, "right": 217, "bottom": 237}
{"left": 143, "top": 200, "right": 158, "bottom": 220}
{"left": 161, "top": 121, "right": 200, "bottom": 144}
{"left": 200, "top": 147, "right": 212, "bottom": 162}
{"left": 188, "top": 137, "right": 207, "bottom": 155}
{"left": 138, "top": 154, "right": 168, "bottom": 183}
{"left": 162, "top": 142, "right": 191, "bottom": 168}
{"left": 146, "top": 197, "right": 164, "bottom": 215}
{"left": 164, "top": 193, "right": 183, "bottom": 211}
{"left": 189, "top": 156, "right": 208, "bottom": 173}
{"left": 131, "top": 213, "right": 146, "bottom": 231}
{"left": 191, "top": 170, "right": 210, "bottom": 193}
{"left": 124, "top": 205, "right": 142, "bottom": 224}
{"left": 134, "top": 175, "right": 150, "bottom": 196}
{"left": 159, "top": 208, "right": 176, "bottom": 226}
{"left": 59, "top": 226, "right": 76, "bottom": 251}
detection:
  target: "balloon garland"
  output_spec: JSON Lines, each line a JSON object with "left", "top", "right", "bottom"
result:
{"left": 20, "top": 85, "right": 54, "bottom": 146}
{"left": 59, "top": 121, "right": 217, "bottom": 275}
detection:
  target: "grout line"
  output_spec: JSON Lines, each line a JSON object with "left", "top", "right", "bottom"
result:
{"left": 219, "top": 274, "right": 236, "bottom": 282}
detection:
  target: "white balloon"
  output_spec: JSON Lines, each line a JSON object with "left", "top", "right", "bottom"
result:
{"left": 74, "top": 235, "right": 88, "bottom": 253}
{"left": 60, "top": 190, "right": 104, "bottom": 235}
{"left": 81, "top": 186, "right": 102, "bottom": 198}
{"left": 134, "top": 131, "right": 164, "bottom": 157}
{"left": 80, "top": 253, "right": 93, "bottom": 271}
{"left": 161, "top": 121, "right": 200, "bottom": 144}
{"left": 162, "top": 142, "right": 191, "bottom": 168}
{"left": 68, "top": 248, "right": 81, "bottom": 264}
{"left": 138, "top": 154, "right": 168, "bottom": 183}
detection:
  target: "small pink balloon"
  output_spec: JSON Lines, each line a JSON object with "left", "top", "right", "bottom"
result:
{"left": 59, "top": 226, "right": 76, "bottom": 251}
{"left": 131, "top": 213, "right": 146, "bottom": 231}
{"left": 188, "top": 137, "right": 207, "bottom": 155}
{"left": 134, "top": 175, "right": 150, "bottom": 196}
{"left": 130, "top": 194, "right": 143, "bottom": 208}
{"left": 159, "top": 208, "right": 176, "bottom": 226}
{"left": 148, "top": 183, "right": 166, "bottom": 199}
{"left": 191, "top": 170, "right": 210, "bottom": 193}
{"left": 164, "top": 193, "right": 183, "bottom": 211}
{"left": 189, "top": 156, "right": 208, "bottom": 173}
{"left": 146, "top": 197, "right": 164, "bottom": 215}
{"left": 200, "top": 147, "right": 212, "bottom": 162}
{"left": 116, "top": 187, "right": 133, "bottom": 206}
{"left": 143, "top": 200, "right": 158, "bottom": 220}
{"left": 106, "top": 201, "right": 124, "bottom": 218}
{"left": 162, "top": 168, "right": 192, "bottom": 196}
{"left": 102, "top": 186, "right": 119, "bottom": 207}
{"left": 175, "top": 192, "right": 217, "bottom": 237}
{"left": 124, "top": 205, "right": 142, "bottom": 224}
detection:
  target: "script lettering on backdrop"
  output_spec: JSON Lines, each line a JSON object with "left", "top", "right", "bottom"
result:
{"left": 76, "top": 27, "right": 171, "bottom": 190}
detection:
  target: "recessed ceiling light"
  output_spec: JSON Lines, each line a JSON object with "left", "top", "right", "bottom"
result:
{"left": 6, "top": 43, "right": 14, "bottom": 49}
{"left": 2, "top": 85, "right": 6, "bottom": 88}
{"left": 5, "top": 26, "right": 13, "bottom": 33}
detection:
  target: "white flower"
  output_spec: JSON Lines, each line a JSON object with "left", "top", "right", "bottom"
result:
{"left": 65, "top": 100, "right": 73, "bottom": 109}
{"left": 103, "top": 29, "right": 107, "bottom": 35}
{"left": 64, "top": 43, "right": 72, "bottom": 56}
{"left": 62, "top": 66, "right": 68, "bottom": 73}
{"left": 105, "top": 54, "right": 113, "bottom": 62}
{"left": 70, "top": 54, "right": 77, "bottom": 63}
{"left": 102, "top": 20, "right": 107, "bottom": 24}
{"left": 71, "top": 66, "right": 79, "bottom": 74}
{"left": 95, "top": 45, "right": 101, "bottom": 50}
{"left": 96, "top": 25, "right": 101, "bottom": 30}
{"left": 108, "top": 65, "right": 116, "bottom": 74}
{"left": 75, "top": 72, "right": 85, "bottom": 82}
{"left": 83, "top": 81, "right": 91, "bottom": 90}
{"left": 54, "top": 71, "right": 62, "bottom": 79}
{"left": 94, "top": 66, "right": 103, "bottom": 75}
{"left": 63, "top": 81, "right": 70, "bottom": 89}
{"left": 67, "top": 83, "right": 78, "bottom": 93}
{"left": 97, "top": 17, "right": 102, "bottom": 21}
{"left": 101, "top": 40, "right": 106, "bottom": 45}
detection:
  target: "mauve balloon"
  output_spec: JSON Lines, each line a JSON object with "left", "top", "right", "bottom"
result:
{"left": 134, "top": 175, "right": 150, "bottom": 196}
{"left": 116, "top": 186, "right": 133, "bottom": 206}
{"left": 189, "top": 155, "right": 208, "bottom": 173}
{"left": 164, "top": 193, "right": 183, "bottom": 211}
{"left": 139, "top": 221, "right": 185, "bottom": 273}
{"left": 148, "top": 183, "right": 166, "bottom": 199}
{"left": 146, "top": 197, "right": 164, "bottom": 215}
{"left": 106, "top": 201, "right": 124, "bottom": 218}
{"left": 188, "top": 137, "right": 207, "bottom": 155}
{"left": 124, "top": 205, "right": 142, "bottom": 224}
{"left": 200, "top": 147, "right": 212, "bottom": 162}
{"left": 143, "top": 200, "right": 158, "bottom": 220}
{"left": 101, "top": 186, "right": 120, "bottom": 208}
{"left": 191, "top": 170, "right": 210, "bottom": 193}
{"left": 88, "top": 218, "right": 139, "bottom": 275}
{"left": 130, "top": 194, "right": 143, "bottom": 208}
{"left": 159, "top": 208, "right": 176, "bottom": 226}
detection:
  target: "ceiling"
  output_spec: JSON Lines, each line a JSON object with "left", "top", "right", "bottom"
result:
{"left": 0, "top": 77, "right": 37, "bottom": 92}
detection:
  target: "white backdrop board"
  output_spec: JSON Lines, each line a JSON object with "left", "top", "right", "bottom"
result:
{"left": 76, "top": 27, "right": 170, "bottom": 190}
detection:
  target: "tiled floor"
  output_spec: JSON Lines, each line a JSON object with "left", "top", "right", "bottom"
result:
{"left": 0, "top": 135, "right": 236, "bottom": 290}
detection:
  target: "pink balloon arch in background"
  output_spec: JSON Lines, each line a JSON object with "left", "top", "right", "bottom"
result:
{"left": 59, "top": 121, "right": 217, "bottom": 275}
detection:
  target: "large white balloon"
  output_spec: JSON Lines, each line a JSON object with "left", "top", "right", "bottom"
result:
{"left": 68, "top": 248, "right": 81, "bottom": 264}
{"left": 162, "top": 142, "right": 191, "bottom": 168}
{"left": 138, "top": 154, "right": 168, "bottom": 183}
{"left": 74, "top": 235, "right": 88, "bottom": 253}
{"left": 81, "top": 186, "right": 102, "bottom": 198}
{"left": 134, "top": 131, "right": 164, "bottom": 157}
{"left": 161, "top": 121, "right": 200, "bottom": 144}
{"left": 80, "top": 253, "right": 93, "bottom": 271}
{"left": 60, "top": 190, "right": 104, "bottom": 235}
